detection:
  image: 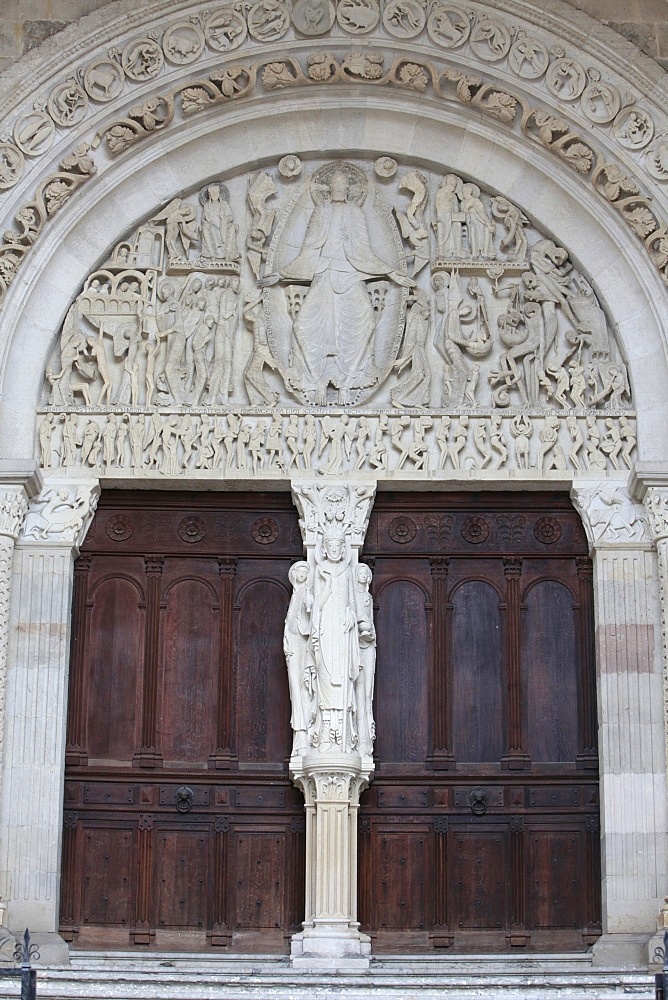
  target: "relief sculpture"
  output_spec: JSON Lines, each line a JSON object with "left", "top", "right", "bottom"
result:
{"left": 38, "top": 154, "right": 636, "bottom": 480}
{"left": 288, "top": 483, "right": 376, "bottom": 762}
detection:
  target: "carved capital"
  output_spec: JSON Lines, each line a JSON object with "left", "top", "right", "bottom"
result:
{"left": 20, "top": 477, "right": 100, "bottom": 549}
{"left": 0, "top": 490, "right": 28, "bottom": 540}
{"left": 571, "top": 479, "right": 649, "bottom": 549}
{"left": 291, "top": 759, "right": 371, "bottom": 807}
{"left": 291, "top": 479, "right": 377, "bottom": 550}
{"left": 644, "top": 488, "right": 668, "bottom": 543}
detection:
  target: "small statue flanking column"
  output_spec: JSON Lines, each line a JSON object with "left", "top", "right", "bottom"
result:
{"left": 286, "top": 480, "right": 377, "bottom": 968}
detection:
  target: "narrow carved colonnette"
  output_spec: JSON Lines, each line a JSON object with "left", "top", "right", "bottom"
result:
{"left": 0, "top": 491, "right": 28, "bottom": 780}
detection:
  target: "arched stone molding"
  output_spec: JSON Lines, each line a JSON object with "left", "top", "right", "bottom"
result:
{"left": 0, "top": 100, "right": 666, "bottom": 465}
{"left": 0, "top": 0, "right": 668, "bottom": 328}
{"left": 0, "top": 0, "right": 666, "bottom": 969}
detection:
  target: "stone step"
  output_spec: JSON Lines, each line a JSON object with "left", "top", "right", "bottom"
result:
{"left": 0, "top": 953, "right": 655, "bottom": 1000}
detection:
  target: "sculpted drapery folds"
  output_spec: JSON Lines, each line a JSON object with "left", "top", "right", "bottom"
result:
{"left": 263, "top": 163, "right": 413, "bottom": 405}
{"left": 284, "top": 561, "right": 316, "bottom": 755}
{"left": 287, "top": 483, "right": 377, "bottom": 763}
{"left": 38, "top": 157, "right": 635, "bottom": 479}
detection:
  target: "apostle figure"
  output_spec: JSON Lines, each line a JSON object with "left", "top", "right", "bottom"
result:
{"left": 284, "top": 561, "right": 316, "bottom": 755}
{"left": 353, "top": 563, "right": 376, "bottom": 757}
{"left": 310, "top": 525, "right": 359, "bottom": 750}
{"left": 199, "top": 184, "right": 240, "bottom": 261}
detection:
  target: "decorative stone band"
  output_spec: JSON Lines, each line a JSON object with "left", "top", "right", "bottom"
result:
{"left": 1, "top": 44, "right": 667, "bottom": 309}
{"left": 36, "top": 408, "right": 637, "bottom": 480}
{"left": 1, "top": 2, "right": 663, "bottom": 189}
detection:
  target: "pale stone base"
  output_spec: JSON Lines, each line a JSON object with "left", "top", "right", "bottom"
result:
{"left": 291, "top": 923, "right": 371, "bottom": 970}
{"left": 591, "top": 933, "right": 652, "bottom": 969}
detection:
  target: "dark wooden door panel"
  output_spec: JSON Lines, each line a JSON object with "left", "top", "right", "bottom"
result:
{"left": 158, "top": 569, "right": 220, "bottom": 762}
{"left": 62, "top": 493, "right": 304, "bottom": 951}
{"left": 232, "top": 828, "right": 286, "bottom": 930}
{"left": 371, "top": 826, "right": 430, "bottom": 930}
{"left": 451, "top": 826, "right": 510, "bottom": 931}
{"left": 86, "top": 571, "right": 144, "bottom": 761}
{"left": 527, "top": 826, "right": 582, "bottom": 929}
{"left": 374, "top": 574, "right": 430, "bottom": 764}
{"left": 81, "top": 825, "right": 134, "bottom": 928}
{"left": 359, "top": 491, "right": 599, "bottom": 952}
{"left": 235, "top": 571, "right": 291, "bottom": 764}
{"left": 523, "top": 581, "right": 579, "bottom": 763}
{"left": 450, "top": 579, "right": 505, "bottom": 763}
{"left": 155, "top": 827, "right": 209, "bottom": 929}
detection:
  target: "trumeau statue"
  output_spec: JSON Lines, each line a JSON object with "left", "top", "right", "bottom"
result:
{"left": 38, "top": 155, "right": 636, "bottom": 478}
{"left": 288, "top": 483, "right": 376, "bottom": 762}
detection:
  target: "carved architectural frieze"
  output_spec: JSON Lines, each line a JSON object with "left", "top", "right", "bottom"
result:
{"left": 36, "top": 156, "right": 635, "bottom": 461}
{"left": 1, "top": 2, "right": 664, "bottom": 191}
{"left": 36, "top": 408, "right": 636, "bottom": 479}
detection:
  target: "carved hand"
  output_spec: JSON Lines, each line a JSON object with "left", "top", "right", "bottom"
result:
{"left": 389, "top": 271, "right": 416, "bottom": 289}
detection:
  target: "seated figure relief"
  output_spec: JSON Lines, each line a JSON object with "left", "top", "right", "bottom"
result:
{"left": 38, "top": 156, "right": 635, "bottom": 478}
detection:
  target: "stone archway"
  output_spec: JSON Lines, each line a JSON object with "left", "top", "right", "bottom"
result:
{"left": 0, "top": 0, "right": 666, "bottom": 973}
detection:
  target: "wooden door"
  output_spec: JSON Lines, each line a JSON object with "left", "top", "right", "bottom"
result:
{"left": 61, "top": 489, "right": 599, "bottom": 953}
{"left": 60, "top": 492, "right": 305, "bottom": 951}
{"left": 358, "top": 492, "right": 600, "bottom": 952}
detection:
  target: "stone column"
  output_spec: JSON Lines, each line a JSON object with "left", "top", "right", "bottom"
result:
{"left": 0, "top": 474, "right": 99, "bottom": 962}
{"left": 632, "top": 469, "right": 668, "bottom": 962}
{"left": 287, "top": 480, "right": 376, "bottom": 969}
{"left": 572, "top": 478, "right": 667, "bottom": 967}
{"left": 0, "top": 466, "right": 39, "bottom": 957}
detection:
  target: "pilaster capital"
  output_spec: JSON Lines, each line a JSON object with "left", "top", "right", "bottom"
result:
{"left": 644, "top": 488, "right": 668, "bottom": 544}
{"left": 571, "top": 478, "right": 650, "bottom": 551}
{"left": 19, "top": 474, "right": 100, "bottom": 551}
{"left": 0, "top": 466, "right": 42, "bottom": 541}
{"left": 627, "top": 464, "right": 668, "bottom": 544}
{"left": 291, "top": 754, "right": 372, "bottom": 807}
{"left": 629, "top": 463, "right": 668, "bottom": 502}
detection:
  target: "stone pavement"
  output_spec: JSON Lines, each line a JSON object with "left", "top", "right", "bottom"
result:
{"left": 0, "top": 952, "right": 655, "bottom": 1000}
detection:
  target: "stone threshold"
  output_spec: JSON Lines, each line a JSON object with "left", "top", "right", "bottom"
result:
{"left": 2, "top": 951, "right": 652, "bottom": 1000}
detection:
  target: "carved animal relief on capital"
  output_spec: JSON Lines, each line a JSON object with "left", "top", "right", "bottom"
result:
{"left": 37, "top": 156, "right": 635, "bottom": 478}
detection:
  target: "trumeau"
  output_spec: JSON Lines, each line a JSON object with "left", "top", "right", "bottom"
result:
{"left": 36, "top": 157, "right": 635, "bottom": 481}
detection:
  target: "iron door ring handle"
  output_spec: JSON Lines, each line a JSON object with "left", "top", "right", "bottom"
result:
{"left": 175, "top": 786, "right": 194, "bottom": 813}
{"left": 469, "top": 788, "right": 488, "bottom": 815}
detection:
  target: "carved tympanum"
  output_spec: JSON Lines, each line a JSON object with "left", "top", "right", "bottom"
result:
{"left": 37, "top": 155, "right": 635, "bottom": 479}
